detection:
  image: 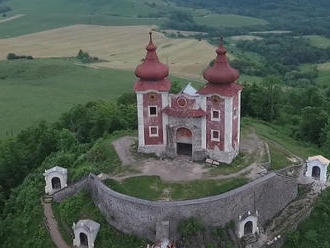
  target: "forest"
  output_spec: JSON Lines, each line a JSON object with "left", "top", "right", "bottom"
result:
{"left": 168, "top": 0, "right": 330, "bottom": 37}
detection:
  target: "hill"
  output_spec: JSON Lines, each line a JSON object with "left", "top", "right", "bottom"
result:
{"left": 0, "top": 25, "right": 220, "bottom": 79}
{"left": 0, "top": 0, "right": 268, "bottom": 38}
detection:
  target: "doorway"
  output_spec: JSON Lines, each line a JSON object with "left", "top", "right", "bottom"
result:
{"left": 80, "top": 232, "right": 88, "bottom": 247}
{"left": 312, "top": 166, "right": 321, "bottom": 180}
{"left": 51, "top": 177, "right": 61, "bottom": 190}
{"left": 244, "top": 221, "right": 253, "bottom": 235}
{"left": 177, "top": 143, "right": 192, "bottom": 156}
{"left": 176, "top": 127, "right": 192, "bottom": 156}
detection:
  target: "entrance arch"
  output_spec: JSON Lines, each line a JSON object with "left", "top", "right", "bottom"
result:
{"left": 51, "top": 177, "right": 61, "bottom": 190}
{"left": 244, "top": 221, "right": 253, "bottom": 235}
{"left": 312, "top": 166, "right": 321, "bottom": 180}
{"left": 80, "top": 232, "right": 88, "bottom": 247}
{"left": 176, "top": 127, "right": 192, "bottom": 156}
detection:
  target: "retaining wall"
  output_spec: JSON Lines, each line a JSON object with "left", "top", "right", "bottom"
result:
{"left": 53, "top": 177, "right": 89, "bottom": 202}
{"left": 53, "top": 173, "right": 297, "bottom": 241}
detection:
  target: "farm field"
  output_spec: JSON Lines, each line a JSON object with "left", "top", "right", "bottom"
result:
{"left": 0, "top": 58, "right": 203, "bottom": 138}
{"left": 300, "top": 62, "right": 330, "bottom": 87}
{"left": 305, "top": 35, "right": 330, "bottom": 49}
{"left": 0, "top": 0, "right": 166, "bottom": 37}
{"left": 0, "top": 58, "right": 135, "bottom": 138}
{"left": 194, "top": 14, "right": 268, "bottom": 28}
{"left": 0, "top": 0, "right": 266, "bottom": 38}
{"left": 0, "top": 25, "right": 221, "bottom": 80}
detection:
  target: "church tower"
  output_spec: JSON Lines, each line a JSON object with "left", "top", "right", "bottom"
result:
{"left": 198, "top": 38, "right": 242, "bottom": 163}
{"left": 134, "top": 32, "right": 171, "bottom": 155}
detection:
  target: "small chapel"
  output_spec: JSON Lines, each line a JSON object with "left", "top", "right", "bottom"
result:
{"left": 134, "top": 33, "right": 242, "bottom": 164}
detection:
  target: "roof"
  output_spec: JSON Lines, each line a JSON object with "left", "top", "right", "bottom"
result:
{"left": 75, "top": 219, "right": 100, "bottom": 232}
{"left": 308, "top": 155, "right": 330, "bottom": 165}
{"left": 44, "top": 166, "right": 67, "bottom": 175}
{"left": 198, "top": 82, "right": 243, "bottom": 97}
{"left": 134, "top": 78, "right": 171, "bottom": 92}
{"left": 162, "top": 106, "right": 206, "bottom": 118}
{"left": 203, "top": 38, "right": 239, "bottom": 84}
{"left": 182, "top": 83, "right": 198, "bottom": 96}
{"left": 135, "top": 32, "right": 169, "bottom": 81}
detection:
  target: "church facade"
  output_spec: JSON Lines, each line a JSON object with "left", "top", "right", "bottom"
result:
{"left": 134, "top": 33, "right": 242, "bottom": 163}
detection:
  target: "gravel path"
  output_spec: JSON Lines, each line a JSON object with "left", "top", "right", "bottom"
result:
{"left": 42, "top": 199, "right": 71, "bottom": 248}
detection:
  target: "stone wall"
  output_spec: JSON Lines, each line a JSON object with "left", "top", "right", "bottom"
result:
{"left": 52, "top": 177, "right": 89, "bottom": 202}
{"left": 79, "top": 173, "right": 298, "bottom": 241}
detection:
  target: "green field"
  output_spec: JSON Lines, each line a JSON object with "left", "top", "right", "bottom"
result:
{"left": 0, "top": 58, "right": 202, "bottom": 138}
{"left": 194, "top": 14, "right": 268, "bottom": 28}
{"left": 300, "top": 62, "right": 330, "bottom": 87}
{"left": 0, "top": 58, "right": 134, "bottom": 137}
{"left": 0, "top": 0, "right": 270, "bottom": 38}
{"left": 0, "top": 0, "right": 165, "bottom": 38}
{"left": 305, "top": 35, "right": 330, "bottom": 49}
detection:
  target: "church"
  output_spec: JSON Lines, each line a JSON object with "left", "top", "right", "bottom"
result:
{"left": 134, "top": 33, "right": 242, "bottom": 164}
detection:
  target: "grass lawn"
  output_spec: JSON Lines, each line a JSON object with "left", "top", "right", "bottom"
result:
{"left": 53, "top": 191, "right": 148, "bottom": 248}
{"left": 104, "top": 176, "right": 248, "bottom": 201}
{"left": 244, "top": 118, "right": 322, "bottom": 160}
{"left": 194, "top": 14, "right": 268, "bottom": 28}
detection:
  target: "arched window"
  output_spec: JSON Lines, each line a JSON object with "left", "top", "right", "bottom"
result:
{"left": 51, "top": 177, "right": 61, "bottom": 189}
{"left": 312, "top": 166, "right": 321, "bottom": 180}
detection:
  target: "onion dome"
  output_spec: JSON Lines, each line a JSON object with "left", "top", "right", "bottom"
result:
{"left": 203, "top": 37, "right": 239, "bottom": 84}
{"left": 135, "top": 32, "right": 169, "bottom": 81}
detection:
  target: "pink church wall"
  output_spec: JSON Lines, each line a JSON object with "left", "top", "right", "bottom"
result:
{"left": 170, "top": 95, "right": 196, "bottom": 110}
{"left": 206, "top": 96, "right": 225, "bottom": 151}
{"left": 143, "top": 92, "right": 163, "bottom": 145}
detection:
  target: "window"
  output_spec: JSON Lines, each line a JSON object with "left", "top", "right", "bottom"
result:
{"left": 149, "top": 106, "right": 157, "bottom": 117}
{"left": 149, "top": 126, "right": 159, "bottom": 137}
{"left": 211, "top": 130, "right": 220, "bottom": 142}
{"left": 211, "top": 109, "right": 220, "bottom": 121}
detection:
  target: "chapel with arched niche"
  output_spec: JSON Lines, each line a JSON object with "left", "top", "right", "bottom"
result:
{"left": 134, "top": 33, "right": 242, "bottom": 163}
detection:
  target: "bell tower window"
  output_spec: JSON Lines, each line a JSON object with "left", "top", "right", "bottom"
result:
{"left": 211, "top": 109, "right": 220, "bottom": 121}
{"left": 211, "top": 130, "right": 220, "bottom": 142}
{"left": 149, "top": 106, "right": 157, "bottom": 117}
{"left": 149, "top": 126, "right": 159, "bottom": 137}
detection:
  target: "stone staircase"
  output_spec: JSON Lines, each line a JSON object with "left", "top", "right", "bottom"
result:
{"left": 263, "top": 182, "right": 321, "bottom": 244}
{"left": 43, "top": 194, "right": 53, "bottom": 203}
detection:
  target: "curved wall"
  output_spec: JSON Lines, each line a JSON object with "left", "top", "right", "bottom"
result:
{"left": 81, "top": 173, "right": 297, "bottom": 241}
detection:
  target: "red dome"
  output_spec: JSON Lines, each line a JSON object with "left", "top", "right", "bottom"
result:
{"left": 203, "top": 38, "right": 239, "bottom": 84}
{"left": 135, "top": 32, "right": 169, "bottom": 81}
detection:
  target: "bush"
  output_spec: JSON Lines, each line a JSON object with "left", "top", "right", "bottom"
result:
{"left": 7, "top": 53, "right": 33, "bottom": 60}
{"left": 77, "top": 49, "right": 99, "bottom": 63}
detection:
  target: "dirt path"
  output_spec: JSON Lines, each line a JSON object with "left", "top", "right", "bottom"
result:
{"left": 110, "top": 133, "right": 269, "bottom": 182}
{"left": 112, "top": 136, "right": 137, "bottom": 165}
{"left": 0, "top": 14, "right": 24, "bottom": 24}
{"left": 42, "top": 199, "right": 71, "bottom": 248}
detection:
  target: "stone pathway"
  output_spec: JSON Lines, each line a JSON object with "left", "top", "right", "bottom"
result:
{"left": 42, "top": 198, "right": 71, "bottom": 248}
